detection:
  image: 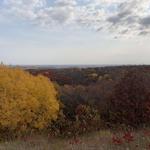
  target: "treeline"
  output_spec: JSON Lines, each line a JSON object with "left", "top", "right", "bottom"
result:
{"left": 27, "top": 66, "right": 150, "bottom": 137}
{"left": 28, "top": 65, "right": 150, "bottom": 85}
{"left": 0, "top": 65, "right": 150, "bottom": 140}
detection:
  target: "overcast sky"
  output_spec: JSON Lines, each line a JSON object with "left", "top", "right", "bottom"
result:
{"left": 0, "top": 0, "right": 150, "bottom": 65}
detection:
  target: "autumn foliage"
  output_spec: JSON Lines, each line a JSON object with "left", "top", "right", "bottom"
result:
{"left": 108, "top": 70, "right": 150, "bottom": 126}
{"left": 0, "top": 65, "right": 59, "bottom": 132}
{"left": 1, "top": 65, "right": 150, "bottom": 140}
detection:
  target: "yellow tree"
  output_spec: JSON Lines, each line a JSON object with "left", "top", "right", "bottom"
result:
{"left": 0, "top": 65, "right": 59, "bottom": 131}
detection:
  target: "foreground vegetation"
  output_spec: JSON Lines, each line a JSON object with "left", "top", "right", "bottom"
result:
{"left": 1, "top": 65, "right": 150, "bottom": 149}
{"left": 1, "top": 129, "right": 150, "bottom": 150}
{"left": 0, "top": 65, "right": 59, "bottom": 137}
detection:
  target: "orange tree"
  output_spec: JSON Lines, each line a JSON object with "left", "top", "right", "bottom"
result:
{"left": 0, "top": 65, "right": 59, "bottom": 132}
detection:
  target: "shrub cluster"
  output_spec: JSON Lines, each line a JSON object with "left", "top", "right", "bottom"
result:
{"left": 49, "top": 104, "right": 101, "bottom": 137}
{"left": 0, "top": 65, "right": 59, "bottom": 136}
{"left": 107, "top": 70, "right": 150, "bottom": 127}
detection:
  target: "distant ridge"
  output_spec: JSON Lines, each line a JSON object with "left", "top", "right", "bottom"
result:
{"left": 12, "top": 64, "right": 149, "bottom": 70}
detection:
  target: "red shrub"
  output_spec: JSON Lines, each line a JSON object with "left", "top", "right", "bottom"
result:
{"left": 112, "top": 135, "right": 123, "bottom": 145}
{"left": 122, "top": 132, "right": 134, "bottom": 143}
{"left": 108, "top": 70, "right": 150, "bottom": 127}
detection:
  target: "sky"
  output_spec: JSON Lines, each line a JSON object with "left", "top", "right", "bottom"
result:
{"left": 0, "top": 0, "right": 150, "bottom": 65}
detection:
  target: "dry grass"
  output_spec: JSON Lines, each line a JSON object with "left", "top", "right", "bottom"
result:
{"left": 0, "top": 129, "right": 150, "bottom": 150}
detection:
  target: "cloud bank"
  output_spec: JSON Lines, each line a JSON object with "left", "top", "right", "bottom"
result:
{"left": 1, "top": 0, "right": 150, "bottom": 37}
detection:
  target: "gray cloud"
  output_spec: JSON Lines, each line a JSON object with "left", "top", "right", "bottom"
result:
{"left": 54, "top": 0, "right": 76, "bottom": 7}
{"left": 105, "top": 0, "right": 150, "bottom": 37}
{"left": 1, "top": 0, "right": 150, "bottom": 37}
{"left": 140, "top": 16, "right": 150, "bottom": 27}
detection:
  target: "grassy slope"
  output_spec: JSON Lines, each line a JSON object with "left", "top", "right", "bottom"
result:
{"left": 0, "top": 129, "right": 150, "bottom": 150}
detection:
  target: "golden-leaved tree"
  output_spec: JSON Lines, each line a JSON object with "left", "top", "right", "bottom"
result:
{"left": 0, "top": 65, "right": 59, "bottom": 131}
